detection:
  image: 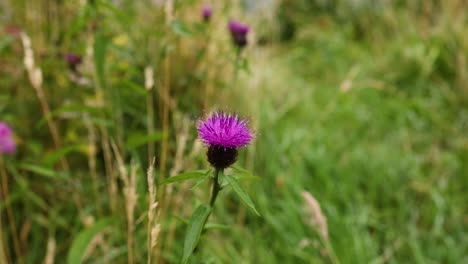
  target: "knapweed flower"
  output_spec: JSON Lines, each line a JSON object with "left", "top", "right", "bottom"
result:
{"left": 198, "top": 112, "right": 254, "bottom": 169}
{"left": 65, "top": 53, "right": 82, "bottom": 71}
{"left": 201, "top": 6, "right": 212, "bottom": 22}
{"left": 228, "top": 20, "right": 250, "bottom": 48}
{"left": 0, "top": 122, "right": 16, "bottom": 154}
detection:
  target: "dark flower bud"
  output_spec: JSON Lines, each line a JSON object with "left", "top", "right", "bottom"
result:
{"left": 65, "top": 53, "right": 82, "bottom": 71}
{"left": 207, "top": 145, "right": 238, "bottom": 169}
{"left": 202, "top": 6, "right": 212, "bottom": 22}
{"left": 228, "top": 20, "right": 250, "bottom": 48}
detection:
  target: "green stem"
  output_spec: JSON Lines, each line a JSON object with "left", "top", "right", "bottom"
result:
{"left": 209, "top": 168, "right": 222, "bottom": 207}
{"left": 232, "top": 48, "right": 241, "bottom": 88}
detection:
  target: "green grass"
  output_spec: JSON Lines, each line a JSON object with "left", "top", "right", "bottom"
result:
{"left": 1, "top": 0, "right": 467, "bottom": 263}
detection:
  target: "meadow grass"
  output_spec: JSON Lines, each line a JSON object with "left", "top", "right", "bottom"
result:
{"left": 0, "top": 0, "right": 467, "bottom": 263}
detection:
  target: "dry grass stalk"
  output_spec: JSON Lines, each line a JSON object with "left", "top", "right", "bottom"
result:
{"left": 302, "top": 191, "right": 328, "bottom": 242}
{"left": 145, "top": 66, "right": 155, "bottom": 91}
{"left": 20, "top": 31, "right": 69, "bottom": 172}
{"left": 101, "top": 130, "right": 117, "bottom": 213}
{"left": 82, "top": 231, "right": 108, "bottom": 262}
{"left": 43, "top": 235, "right": 56, "bottom": 264}
{"left": 164, "top": 114, "right": 190, "bottom": 254}
{"left": 146, "top": 158, "right": 160, "bottom": 264}
{"left": 302, "top": 191, "right": 341, "bottom": 264}
{"left": 111, "top": 142, "right": 138, "bottom": 264}
{"left": 80, "top": 214, "right": 111, "bottom": 261}
{"left": 86, "top": 32, "right": 117, "bottom": 213}
{"left": 145, "top": 66, "right": 156, "bottom": 164}
{"left": 339, "top": 65, "right": 360, "bottom": 93}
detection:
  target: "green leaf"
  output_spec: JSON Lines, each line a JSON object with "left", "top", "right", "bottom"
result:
{"left": 67, "top": 218, "right": 114, "bottom": 264}
{"left": 37, "top": 104, "right": 104, "bottom": 128}
{"left": 97, "top": 0, "right": 131, "bottom": 24}
{"left": 230, "top": 165, "right": 261, "bottom": 181}
{"left": 125, "top": 132, "right": 164, "bottom": 149}
{"left": 0, "top": 191, "right": 21, "bottom": 211}
{"left": 91, "top": 246, "right": 127, "bottom": 264}
{"left": 171, "top": 20, "right": 193, "bottom": 37}
{"left": 181, "top": 205, "right": 211, "bottom": 264}
{"left": 190, "top": 170, "right": 212, "bottom": 190}
{"left": 94, "top": 32, "right": 108, "bottom": 89}
{"left": 7, "top": 164, "right": 48, "bottom": 210}
{"left": 43, "top": 145, "right": 86, "bottom": 167}
{"left": 204, "top": 223, "right": 231, "bottom": 230}
{"left": 0, "top": 35, "right": 14, "bottom": 52}
{"left": 120, "top": 80, "right": 147, "bottom": 96}
{"left": 225, "top": 175, "right": 260, "bottom": 216}
{"left": 19, "top": 163, "right": 66, "bottom": 179}
{"left": 161, "top": 171, "right": 207, "bottom": 185}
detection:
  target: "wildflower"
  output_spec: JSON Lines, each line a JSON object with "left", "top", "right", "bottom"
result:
{"left": 197, "top": 112, "right": 254, "bottom": 169}
{"left": 201, "top": 6, "right": 212, "bottom": 22}
{"left": 4, "top": 24, "right": 22, "bottom": 37}
{"left": 228, "top": 20, "right": 250, "bottom": 48}
{"left": 0, "top": 122, "right": 16, "bottom": 154}
{"left": 65, "top": 53, "right": 82, "bottom": 71}
{"left": 0, "top": 123, "right": 12, "bottom": 138}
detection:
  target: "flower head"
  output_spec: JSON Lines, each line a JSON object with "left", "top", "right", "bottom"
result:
{"left": 228, "top": 20, "right": 250, "bottom": 48}
{"left": 0, "top": 137, "right": 16, "bottom": 154}
{"left": 65, "top": 53, "right": 82, "bottom": 70}
{"left": 198, "top": 112, "right": 254, "bottom": 169}
{"left": 198, "top": 112, "right": 253, "bottom": 148}
{"left": 201, "top": 6, "right": 212, "bottom": 22}
{"left": 0, "top": 122, "right": 15, "bottom": 154}
{"left": 0, "top": 123, "right": 12, "bottom": 138}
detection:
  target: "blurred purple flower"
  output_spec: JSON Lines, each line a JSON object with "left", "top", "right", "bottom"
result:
{"left": 228, "top": 20, "right": 250, "bottom": 48}
{"left": 198, "top": 112, "right": 254, "bottom": 168}
{"left": 65, "top": 53, "right": 82, "bottom": 70}
{"left": 0, "top": 137, "right": 16, "bottom": 154}
{"left": 0, "top": 122, "right": 15, "bottom": 154}
{"left": 202, "top": 6, "right": 212, "bottom": 22}
{"left": 0, "top": 123, "right": 12, "bottom": 138}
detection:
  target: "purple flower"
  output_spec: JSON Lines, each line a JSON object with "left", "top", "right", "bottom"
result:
{"left": 0, "top": 137, "right": 16, "bottom": 154}
{"left": 201, "top": 6, "right": 212, "bottom": 22}
{"left": 198, "top": 112, "right": 253, "bottom": 148}
{"left": 198, "top": 112, "right": 254, "bottom": 168}
{"left": 228, "top": 20, "right": 250, "bottom": 48}
{"left": 0, "top": 123, "right": 12, "bottom": 138}
{"left": 0, "top": 122, "right": 15, "bottom": 154}
{"left": 65, "top": 53, "right": 82, "bottom": 70}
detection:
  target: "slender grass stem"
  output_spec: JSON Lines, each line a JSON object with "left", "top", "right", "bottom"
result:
{"left": 324, "top": 240, "right": 340, "bottom": 264}
{"left": 0, "top": 216, "right": 9, "bottom": 264}
{"left": 0, "top": 157, "right": 21, "bottom": 263}
{"left": 156, "top": 2, "right": 173, "bottom": 262}
{"left": 232, "top": 47, "right": 241, "bottom": 88}
{"left": 146, "top": 90, "right": 155, "bottom": 165}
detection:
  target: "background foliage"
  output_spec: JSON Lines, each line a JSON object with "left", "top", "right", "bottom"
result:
{"left": 0, "top": 0, "right": 467, "bottom": 263}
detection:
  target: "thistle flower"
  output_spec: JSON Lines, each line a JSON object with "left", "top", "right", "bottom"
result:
{"left": 65, "top": 53, "right": 82, "bottom": 71}
{"left": 197, "top": 112, "right": 254, "bottom": 169}
{"left": 201, "top": 6, "right": 212, "bottom": 22}
{"left": 228, "top": 20, "right": 250, "bottom": 48}
{"left": 0, "top": 122, "right": 15, "bottom": 154}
